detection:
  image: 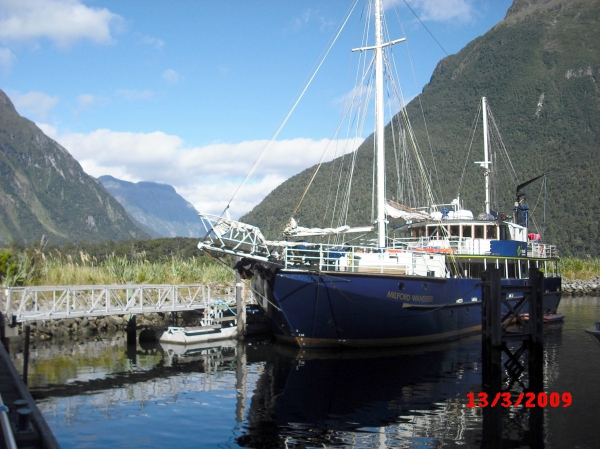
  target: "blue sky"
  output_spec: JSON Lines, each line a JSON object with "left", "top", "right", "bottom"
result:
{"left": 0, "top": 0, "right": 513, "bottom": 218}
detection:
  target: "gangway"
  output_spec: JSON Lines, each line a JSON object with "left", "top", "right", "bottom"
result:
{"left": 1, "top": 284, "right": 234, "bottom": 323}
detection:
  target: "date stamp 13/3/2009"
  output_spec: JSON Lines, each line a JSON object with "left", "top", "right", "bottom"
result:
{"left": 466, "top": 392, "right": 572, "bottom": 408}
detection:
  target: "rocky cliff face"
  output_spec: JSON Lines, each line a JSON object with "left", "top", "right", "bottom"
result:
{"left": 98, "top": 176, "right": 203, "bottom": 238}
{"left": 0, "top": 89, "right": 149, "bottom": 245}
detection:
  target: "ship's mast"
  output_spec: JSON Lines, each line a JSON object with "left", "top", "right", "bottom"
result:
{"left": 482, "top": 96, "right": 491, "bottom": 215}
{"left": 374, "top": 0, "right": 386, "bottom": 248}
{"left": 352, "top": 0, "right": 405, "bottom": 248}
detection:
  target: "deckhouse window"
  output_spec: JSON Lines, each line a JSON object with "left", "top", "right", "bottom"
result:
{"left": 462, "top": 225, "right": 472, "bottom": 238}
{"left": 475, "top": 225, "right": 484, "bottom": 239}
{"left": 487, "top": 226, "right": 497, "bottom": 239}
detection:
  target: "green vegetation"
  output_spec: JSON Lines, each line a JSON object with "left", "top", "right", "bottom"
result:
{"left": 241, "top": 0, "right": 600, "bottom": 258}
{"left": 0, "top": 237, "right": 234, "bottom": 287}
{"left": 560, "top": 258, "right": 600, "bottom": 281}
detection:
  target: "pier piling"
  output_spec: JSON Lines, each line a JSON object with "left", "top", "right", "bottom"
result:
{"left": 22, "top": 325, "right": 30, "bottom": 386}
{"left": 481, "top": 267, "right": 546, "bottom": 447}
{"left": 236, "top": 270, "right": 246, "bottom": 338}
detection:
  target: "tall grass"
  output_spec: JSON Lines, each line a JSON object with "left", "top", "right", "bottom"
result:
{"left": 3, "top": 247, "right": 599, "bottom": 287}
{"left": 2, "top": 250, "right": 234, "bottom": 287}
{"left": 560, "top": 258, "right": 600, "bottom": 281}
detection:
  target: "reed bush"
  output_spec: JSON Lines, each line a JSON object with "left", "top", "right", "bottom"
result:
{"left": 1, "top": 249, "right": 234, "bottom": 287}
{"left": 560, "top": 257, "right": 600, "bottom": 281}
{"left": 4, "top": 246, "right": 597, "bottom": 287}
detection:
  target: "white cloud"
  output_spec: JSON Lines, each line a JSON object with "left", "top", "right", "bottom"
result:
{"left": 116, "top": 89, "right": 154, "bottom": 101}
{"left": 0, "top": 46, "right": 16, "bottom": 69}
{"left": 36, "top": 122, "right": 58, "bottom": 137}
{"left": 72, "top": 93, "right": 109, "bottom": 115}
{"left": 77, "top": 93, "right": 95, "bottom": 107}
{"left": 12, "top": 91, "right": 58, "bottom": 120}
{"left": 0, "top": 0, "right": 124, "bottom": 48}
{"left": 285, "top": 9, "right": 336, "bottom": 35}
{"left": 51, "top": 129, "right": 364, "bottom": 218}
{"left": 162, "top": 69, "right": 183, "bottom": 84}
{"left": 385, "top": 0, "right": 474, "bottom": 23}
{"left": 141, "top": 35, "right": 164, "bottom": 49}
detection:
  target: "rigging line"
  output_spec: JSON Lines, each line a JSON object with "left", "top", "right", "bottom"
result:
{"left": 371, "top": 125, "right": 377, "bottom": 223}
{"left": 529, "top": 181, "right": 545, "bottom": 223}
{"left": 457, "top": 105, "right": 481, "bottom": 198}
{"left": 398, "top": 107, "right": 437, "bottom": 208}
{"left": 335, "top": 69, "right": 375, "bottom": 230}
{"left": 221, "top": 0, "right": 360, "bottom": 217}
{"left": 487, "top": 103, "right": 519, "bottom": 184}
{"left": 291, "top": 55, "right": 376, "bottom": 220}
{"left": 391, "top": 4, "right": 444, "bottom": 204}
{"left": 389, "top": 96, "right": 402, "bottom": 202}
{"left": 401, "top": 0, "right": 480, "bottom": 97}
{"left": 332, "top": 44, "right": 374, "bottom": 230}
{"left": 323, "top": 2, "right": 370, "bottom": 229}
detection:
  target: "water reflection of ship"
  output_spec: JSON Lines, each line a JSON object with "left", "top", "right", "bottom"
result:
{"left": 237, "top": 339, "right": 484, "bottom": 448}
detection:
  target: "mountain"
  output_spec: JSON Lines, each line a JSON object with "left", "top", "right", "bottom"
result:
{"left": 0, "top": 89, "right": 149, "bottom": 245}
{"left": 241, "top": 0, "right": 600, "bottom": 257}
{"left": 98, "top": 176, "right": 203, "bottom": 238}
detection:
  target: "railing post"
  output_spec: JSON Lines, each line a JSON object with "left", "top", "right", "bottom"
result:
{"left": 319, "top": 245, "right": 323, "bottom": 271}
{"left": 236, "top": 271, "right": 245, "bottom": 338}
{"left": 6, "top": 289, "right": 12, "bottom": 319}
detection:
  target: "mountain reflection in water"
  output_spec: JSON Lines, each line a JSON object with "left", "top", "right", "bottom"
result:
{"left": 8, "top": 297, "right": 600, "bottom": 448}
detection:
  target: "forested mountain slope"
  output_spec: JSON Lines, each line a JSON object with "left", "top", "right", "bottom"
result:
{"left": 241, "top": 0, "right": 600, "bottom": 257}
{"left": 0, "top": 90, "right": 149, "bottom": 245}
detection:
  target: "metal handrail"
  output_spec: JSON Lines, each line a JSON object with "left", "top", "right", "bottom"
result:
{"left": 5, "top": 284, "right": 235, "bottom": 323}
{"left": 0, "top": 394, "right": 17, "bottom": 449}
{"left": 282, "top": 244, "right": 448, "bottom": 276}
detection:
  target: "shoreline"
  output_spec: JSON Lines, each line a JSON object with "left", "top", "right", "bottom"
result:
{"left": 561, "top": 276, "right": 600, "bottom": 296}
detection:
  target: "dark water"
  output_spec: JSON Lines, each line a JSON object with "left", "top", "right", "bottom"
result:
{"left": 8, "top": 296, "right": 600, "bottom": 448}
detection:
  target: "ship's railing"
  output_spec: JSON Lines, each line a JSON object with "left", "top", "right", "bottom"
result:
{"left": 282, "top": 243, "right": 448, "bottom": 277}
{"left": 197, "top": 213, "right": 271, "bottom": 260}
{"left": 391, "top": 236, "right": 558, "bottom": 259}
{"left": 390, "top": 236, "right": 486, "bottom": 255}
{"left": 528, "top": 242, "right": 559, "bottom": 259}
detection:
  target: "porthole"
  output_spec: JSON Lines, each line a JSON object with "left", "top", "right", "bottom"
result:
{"left": 423, "top": 283, "right": 428, "bottom": 291}
{"left": 398, "top": 282, "right": 405, "bottom": 290}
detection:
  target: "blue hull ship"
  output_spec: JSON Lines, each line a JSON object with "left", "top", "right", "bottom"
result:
{"left": 197, "top": 0, "right": 562, "bottom": 348}
{"left": 251, "top": 266, "right": 561, "bottom": 347}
